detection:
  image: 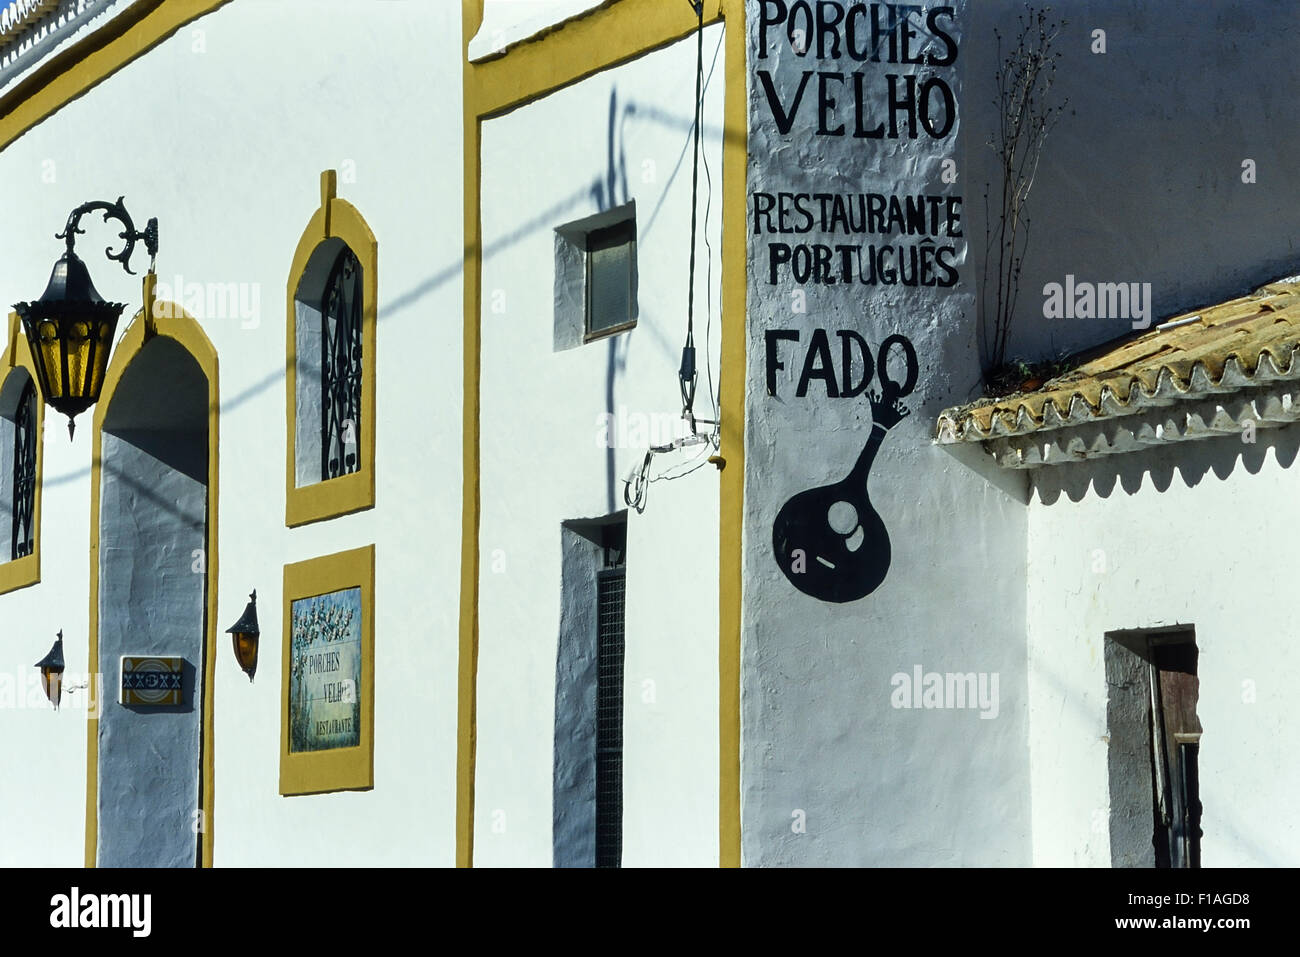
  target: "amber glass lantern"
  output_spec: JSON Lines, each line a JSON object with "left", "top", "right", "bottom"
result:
{"left": 12, "top": 198, "right": 157, "bottom": 438}
{"left": 226, "top": 590, "right": 260, "bottom": 682}
{"left": 34, "top": 630, "right": 66, "bottom": 710}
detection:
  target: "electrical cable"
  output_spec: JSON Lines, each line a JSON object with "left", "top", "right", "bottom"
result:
{"left": 625, "top": 4, "right": 719, "bottom": 515}
{"left": 623, "top": 434, "right": 713, "bottom": 513}
{"left": 624, "top": 449, "right": 653, "bottom": 513}
{"left": 655, "top": 440, "right": 714, "bottom": 482}
{"left": 696, "top": 19, "right": 723, "bottom": 440}
{"left": 678, "top": 0, "right": 704, "bottom": 421}
{"left": 700, "top": 47, "right": 719, "bottom": 433}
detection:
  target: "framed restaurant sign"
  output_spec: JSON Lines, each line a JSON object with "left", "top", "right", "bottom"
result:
{"left": 280, "top": 544, "right": 375, "bottom": 795}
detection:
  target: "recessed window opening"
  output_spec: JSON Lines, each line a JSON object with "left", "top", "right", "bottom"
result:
{"left": 585, "top": 219, "right": 636, "bottom": 340}
{"left": 553, "top": 202, "right": 638, "bottom": 351}
{"left": 0, "top": 370, "right": 37, "bottom": 562}
{"left": 294, "top": 238, "right": 364, "bottom": 487}
{"left": 319, "top": 245, "right": 364, "bottom": 481}
{"left": 554, "top": 513, "right": 628, "bottom": 868}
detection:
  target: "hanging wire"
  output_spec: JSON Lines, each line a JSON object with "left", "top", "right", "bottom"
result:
{"left": 700, "top": 43, "right": 719, "bottom": 430}
{"left": 623, "top": 432, "right": 713, "bottom": 513}
{"left": 678, "top": 0, "right": 705, "bottom": 422}
{"left": 624, "top": 3, "right": 718, "bottom": 515}
{"left": 655, "top": 438, "right": 714, "bottom": 482}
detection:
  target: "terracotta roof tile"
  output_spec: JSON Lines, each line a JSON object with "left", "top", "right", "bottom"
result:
{"left": 937, "top": 276, "right": 1300, "bottom": 448}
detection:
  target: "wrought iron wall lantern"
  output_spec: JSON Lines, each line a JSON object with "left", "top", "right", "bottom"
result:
{"left": 226, "top": 590, "right": 260, "bottom": 682}
{"left": 13, "top": 198, "right": 158, "bottom": 438}
{"left": 34, "top": 630, "right": 65, "bottom": 710}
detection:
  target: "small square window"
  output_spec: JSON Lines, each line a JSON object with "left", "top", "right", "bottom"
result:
{"left": 585, "top": 220, "right": 636, "bottom": 340}
{"left": 554, "top": 203, "right": 638, "bottom": 351}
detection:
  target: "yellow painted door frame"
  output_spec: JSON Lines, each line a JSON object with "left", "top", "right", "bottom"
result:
{"left": 84, "top": 278, "right": 220, "bottom": 867}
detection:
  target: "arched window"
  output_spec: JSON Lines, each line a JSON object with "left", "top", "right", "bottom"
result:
{"left": 0, "top": 316, "right": 44, "bottom": 594}
{"left": 5, "top": 376, "right": 37, "bottom": 560}
{"left": 295, "top": 240, "right": 364, "bottom": 484}
{"left": 286, "top": 171, "right": 377, "bottom": 526}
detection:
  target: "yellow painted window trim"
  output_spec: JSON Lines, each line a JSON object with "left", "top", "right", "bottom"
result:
{"left": 280, "top": 544, "right": 376, "bottom": 796}
{"left": 85, "top": 280, "right": 220, "bottom": 868}
{"left": 0, "top": 312, "right": 44, "bottom": 595}
{"left": 285, "top": 170, "right": 378, "bottom": 528}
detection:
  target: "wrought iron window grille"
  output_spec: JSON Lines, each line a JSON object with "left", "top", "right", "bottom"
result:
{"left": 10, "top": 377, "right": 36, "bottom": 561}
{"left": 320, "top": 246, "right": 363, "bottom": 481}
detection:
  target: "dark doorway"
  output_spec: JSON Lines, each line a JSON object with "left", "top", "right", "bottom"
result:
{"left": 1105, "top": 628, "right": 1202, "bottom": 868}
{"left": 96, "top": 337, "right": 209, "bottom": 867}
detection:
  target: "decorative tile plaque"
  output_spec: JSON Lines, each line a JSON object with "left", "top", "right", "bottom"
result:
{"left": 120, "top": 656, "right": 184, "bottom": 706}
{"left": 280, "top": 545, "right": 375, "bottom": 795}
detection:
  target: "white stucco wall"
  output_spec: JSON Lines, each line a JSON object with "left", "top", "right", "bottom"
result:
{"left": 3, "top": 0, "right": 1292, "bottom": 872}
{"left": 957, "top": 0, "right": 1300, "bottom": 868}
{"left": 475, "top": 24, "right": 724, "bottom": 867}
{"left": 962, "top": 0, "right": 1300, "bottom": 365}
{"left": 740, "top": 0, "right": 1031, "bottom": 866}
{"left": 97, "top": 423, "right": 207, "bottom": 868}
{"left": 0, "top": 0, "right": 464, "bottom": 866}
{"left": 1026, "top": 436, "right": 1300, "bottom": 867}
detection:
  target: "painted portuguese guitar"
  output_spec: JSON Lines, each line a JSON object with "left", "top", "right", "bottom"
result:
{"left": 772, "top": 333, "right": 918, "bottom": 603}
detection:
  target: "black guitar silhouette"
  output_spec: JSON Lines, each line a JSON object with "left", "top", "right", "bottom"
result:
{"left": 772, "top": 333, "right": 918, "bottom": 603}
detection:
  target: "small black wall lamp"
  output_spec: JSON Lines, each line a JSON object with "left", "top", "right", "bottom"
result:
{"left": 226, "top": 590, "right": 260, "bottom": 682}
{"left": 34, "top": 630, "right": 65, "bottom": 710}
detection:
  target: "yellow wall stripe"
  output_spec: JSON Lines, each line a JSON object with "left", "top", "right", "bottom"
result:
{"left": 471, "top": 0, "right": 724, "bottom": 120}
{"left": 717, "top": 0, "right": 746, "bottom": 869}
{"left": 456, "top": 0, "right": 485, "bottom": 870}
{"left": 0, "top": 0, "right": 232, "bottom": 152}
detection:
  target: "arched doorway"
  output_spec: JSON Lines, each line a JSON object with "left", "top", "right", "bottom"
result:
{"left": 87, "top": 305, "right": 218, "bottom": 867}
